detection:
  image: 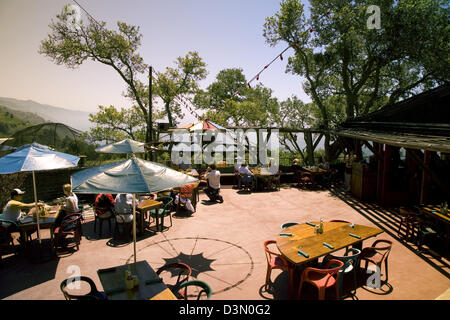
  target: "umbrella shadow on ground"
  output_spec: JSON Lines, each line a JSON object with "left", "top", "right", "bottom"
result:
{"left": 0, "top": 239, "right": 59, "bottom": 299}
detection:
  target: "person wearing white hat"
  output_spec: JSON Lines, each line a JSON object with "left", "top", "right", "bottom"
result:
{"left": 0, "top": 188, "right": 43, "bottom": 243}
{"left": 1, "top": 189, "right": 42, "bottom": 222}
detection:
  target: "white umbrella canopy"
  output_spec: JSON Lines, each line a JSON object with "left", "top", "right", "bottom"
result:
{"left": 95, "top": 139, "right": 145, "bottom": 154}
{"left": 0, "top": 142, "right": 80, "bottom": 243}
{"left": 71, "top": 156, "right": 199, "bottom": 263}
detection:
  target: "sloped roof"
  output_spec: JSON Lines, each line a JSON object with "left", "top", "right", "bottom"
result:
{"left": 335, "top": 83, "right": 450, "bottom": 152}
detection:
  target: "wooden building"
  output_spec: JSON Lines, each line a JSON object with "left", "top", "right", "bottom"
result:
{"left": 335, "top": 83, "right": 450, "bottom": 205}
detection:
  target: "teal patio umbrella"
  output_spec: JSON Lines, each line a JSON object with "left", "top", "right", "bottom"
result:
{"left": 95, "top": 139, "right": 145, "bottom": 154}
{"left": 71, "top": 156, "right": 198, "bottom": 263}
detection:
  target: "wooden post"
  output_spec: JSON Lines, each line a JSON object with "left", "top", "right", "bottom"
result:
{"left": 376, "top": 144, "right": 384, "bottom": 201}
{"left": 420, "top": 151, "right": 431, "bottom": 204}
{"left": 381, "top": 145, "right": 391, "bottom": 203}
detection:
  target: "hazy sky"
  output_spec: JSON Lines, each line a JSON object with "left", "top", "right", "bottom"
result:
{"left": 0, "top": 0, "right": 311, "bottom": 124}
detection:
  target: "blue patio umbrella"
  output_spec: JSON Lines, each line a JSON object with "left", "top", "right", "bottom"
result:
{"left": 71, "top": 156, "right": 199, "bottom": 263}
{"left": 0, "top": 142, "right": 80, "bottom": 243}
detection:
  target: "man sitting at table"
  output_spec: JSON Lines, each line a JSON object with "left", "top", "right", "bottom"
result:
{"left": 114, "top": 193, "right": 135, "bottom": 240}
{"left": 202, "top": 164, "right": 223, "bottom": 203}
{"left": 239, "top": 162, "right": 254, "bottom": 191}
{"left": 0, "top": 188, "right": 43, "bottom": 243}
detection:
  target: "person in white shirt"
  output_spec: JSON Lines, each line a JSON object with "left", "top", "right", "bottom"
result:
{"left": 203, "top": 164, "right": 223, "bottom": 202}
{"left": 114, "top": 193, "right": 135, "bottom": 240}
{"left": 239, "top": 162, "right": 254, "bottom": 191}
{"left": 114, "top": 193, "right": 134, "bottom": 223}
{"left": 1, "top": 188, "right": 42, "bottom": 243}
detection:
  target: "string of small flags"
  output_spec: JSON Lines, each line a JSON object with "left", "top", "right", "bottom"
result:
{"left": 152, "top": 68, "right": 202, "bottom": 120}
{"left": 246, "top": 8, "right": 331, "bottom": 89}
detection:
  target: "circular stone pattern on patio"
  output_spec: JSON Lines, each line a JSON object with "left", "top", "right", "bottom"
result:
{"left": 126, "top": 237, "right": 254, "bottom": 297}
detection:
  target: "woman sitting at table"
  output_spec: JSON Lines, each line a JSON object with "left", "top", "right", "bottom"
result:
{"left": 54, "top": 184, "right": 79, "bottom": 228}
{"left": 0, "top": 188, "right": 43, "bottom": 242}
{"left": 114, "top": 193, "right": 136, "bottom": 239}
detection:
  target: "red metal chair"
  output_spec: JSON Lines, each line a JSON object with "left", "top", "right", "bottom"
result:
{"left": 297, "top": 259, "right": 344, "bottom": 300}
{"left": 397, "top": 207, "right": 419, "bottom": 240}
{"left": 156, "top": 262, "right": 191, "bottom": 295}
{"left": 263, "top": 240, "right": 292, "bottom": 291}
{"left": 54, "top": 213, "right": 82, "bottom": 251}
{"left": 358, "top": 239, "right": 393, "bottom": 285}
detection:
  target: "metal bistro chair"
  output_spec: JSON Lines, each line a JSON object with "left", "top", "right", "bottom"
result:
{"left": 54, "top": 213, "right": 82, "bottom": 252}
{"left": 156, "top": 262, "right": 192, "bottom": 295}
{"left": 150, "top": 196, "right": 174, "bottom": 231}
{"left": 0, "top": 221, "right": 16, "bottom": 264}
{"left": 60, "top": 276, "right": 106, "bottom": 300}
{"left": 322, "top": 248, "right": 361, "bottom": 297}
{"left": 174, "top": 280, "right": 212, "bottom": 300}
{"left": 93, "top": 206, "right": 115, "bottom": 238}
{"left": 358, "top": 239, "right": 393, "bottom": 286}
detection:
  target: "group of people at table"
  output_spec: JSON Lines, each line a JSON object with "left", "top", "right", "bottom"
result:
{"left": 0, "top": 165, "right": 226, "bottom": 244}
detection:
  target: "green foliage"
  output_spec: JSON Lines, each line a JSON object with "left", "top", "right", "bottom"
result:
{"left": 263, "top": 0, "right": 449, "bottom": 160}
{"left": 0, "top": 173, "right": 26, "bottom": 210}
{"left": 154, "top": 51, "right": 208, "bottom": 127}
{"left": 194, "top": 68, "right": 281, "bottom": 127}
{"left": 265, "top": 0, "right": 449, "bottom": 123}
{"left": 86, "top": 105, "right": 147, "bottom": 143}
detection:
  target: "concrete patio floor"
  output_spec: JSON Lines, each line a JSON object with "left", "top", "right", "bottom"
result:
{"left": 1, "top": 184, "right": 449, "bottom": 300}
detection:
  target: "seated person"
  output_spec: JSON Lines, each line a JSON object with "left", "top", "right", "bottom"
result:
{"left": 55, "top": 184, "right": 79, "bottom": 228}
{"left": 0, "top": 188, "right": 43, "bottom": 242}
{"left": 318, "top": 156, "right": 330, "bottom": 170}
{"left": 114, "top": 193, "right": 135, "bottom": 239}
{"left": 114, "top": 193, "right": 134, "bottom": 224}
{"left": 175, "top": 183, "right": 196, "bottom": 213}
{"left": 239, "top": 162, "right": 254, "bottom": 190}
{"left": 202, "top": 164, "right": 223, "bottom": 202}
{"left": 94, "top": 193, "right": 115, "bottom": 218}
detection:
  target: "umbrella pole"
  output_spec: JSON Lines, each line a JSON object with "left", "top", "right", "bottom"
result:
{"left": 132, "top": 193, "right": 137, "bottom": 264}
{"left": 32, "top": 171, "right": 42, "bottom": 244}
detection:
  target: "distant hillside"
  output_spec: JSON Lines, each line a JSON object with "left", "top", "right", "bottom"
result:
{"left": 0, "top": 105, "right": 47, "bottom": 136}
{"left": 0, "top": 97, "right": 92, "bottom": 132}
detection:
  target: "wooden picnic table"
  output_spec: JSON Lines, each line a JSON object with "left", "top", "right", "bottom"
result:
{"left": 277, "top": 221, "right": 383, "bottom": 297}
{"left": 97, "top": 260, "right": 177, "bottom": 300}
